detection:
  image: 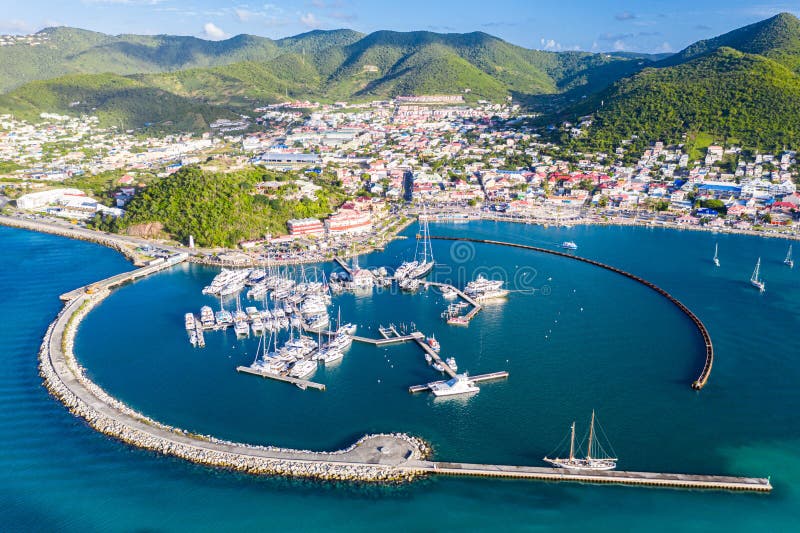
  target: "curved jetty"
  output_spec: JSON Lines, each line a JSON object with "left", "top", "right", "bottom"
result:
{"left": 38, "top": 248, "right": 770, "bottom": 492}
{"left": 427, "top": 236, "right": 715, "bottom": 391}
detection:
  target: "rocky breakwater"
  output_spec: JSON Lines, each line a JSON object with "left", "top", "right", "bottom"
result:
{"left": 39, "top": 284, "right": 431, "bottom": 483}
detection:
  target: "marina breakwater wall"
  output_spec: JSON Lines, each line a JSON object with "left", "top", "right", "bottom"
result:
{"left": 39, "top": 263, "right": 431, "bottom": 483}
{"left": 428, "top": 236, "right": 714, "bottom": 390}
{"left": 0, "top": 215, "right": 144, "bottom": 263}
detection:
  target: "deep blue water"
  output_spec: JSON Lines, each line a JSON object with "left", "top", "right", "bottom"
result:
{"left": 2, "top": 222, "right": 799, "bottom": 531}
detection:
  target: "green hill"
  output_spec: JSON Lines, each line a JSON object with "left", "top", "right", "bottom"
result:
{"left": 661, "top": 12, "right": 800, "bottom": 72}
{"left": 0, "top": 27, "right": 364, "bottom": 93}
{"left": 0, "top": 28, "right": 651, "bottom": 128}
{"left": 568, "top": 12, "right": 800, "bottom": 152}
{"left": 586, "top": 47, "right": 800, "bottom": 152}
{"left": 110, "top": 166, "right": 343, "bottom": 247}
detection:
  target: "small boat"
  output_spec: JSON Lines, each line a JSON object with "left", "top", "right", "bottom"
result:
{"left": 427, "top": 335, "right": 440, "bottom": 352}
{"left": 751, "top": 257, "right": 766, "bottom": 293}
{"left": 560, "top": 241, "right": 578, "bottom": 250}
{"left": 425, "top": 353, "right": 433, "bottom": 364}
{"left": 234, "top": 320, "right": 250, "bottom": 338}
{"left": 543, "top": 411, "right": 617, "bottom": 471}
{"left": 713, "top": 243, "right": 720, "bottom": 267}
{"left": 446, "top": 357, "right": 458, "bottom": 372}
{"left": 784, "top": 245, "right": 794, "bottom": 268}
{"left": 184, "top": 313, "right": 196, "bottom": 331}
{"left": 441, "top": 285, "right": 458, "bottom": 300}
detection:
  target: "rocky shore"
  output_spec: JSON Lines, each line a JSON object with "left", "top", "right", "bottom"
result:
{"left": 39, "top": 284, "right": 431, "bottom": 483}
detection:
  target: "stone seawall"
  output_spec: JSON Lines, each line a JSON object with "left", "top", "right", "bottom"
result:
{"left": 40, "top": 280, "right": 430, "bottom": 483}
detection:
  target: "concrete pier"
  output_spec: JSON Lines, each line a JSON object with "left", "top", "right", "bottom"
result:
{"left": 409, "top": 371, "right": 509, "bottom": 393}
{"left": 236, "top": 366, "right": 326, "bottom": 390}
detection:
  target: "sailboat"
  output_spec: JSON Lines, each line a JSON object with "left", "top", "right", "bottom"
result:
{"left": 543, "top": 411, "right": 617, "bottom": 471}
{"left": 713, "top": 243, "right": 720, "bottom": 267}
{"left": 784, "top": 245, "right": 794, "bottom": 269}
{"left": 410, "top": 209, "right": 435, "bottom": 279}
{"left": 751, "top": 257, "right": 766, "bottom": 293}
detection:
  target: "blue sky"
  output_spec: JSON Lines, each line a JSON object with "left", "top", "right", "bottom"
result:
{"left": 2, "top": 0, "right": 799, "bottom": 54}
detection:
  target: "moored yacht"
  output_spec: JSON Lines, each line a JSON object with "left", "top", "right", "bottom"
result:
{"left": 429, "top": 374, "right": 479, "bottom": 397}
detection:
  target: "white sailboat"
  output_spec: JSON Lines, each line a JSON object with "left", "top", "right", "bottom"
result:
{"left": 784, "top": 245, "right": 794, "bottom": 268}
{"left": 713, "top": 243, "right": 720, "bottom": 267}
{"left": 751, "top": 257, "right": 766, "bottom": 293}
{"left": 543, "top": 411, "right": 617, "bottom": 471}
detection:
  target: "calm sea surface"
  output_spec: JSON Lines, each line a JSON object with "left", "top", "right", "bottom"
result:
{"left": 2, "top": 221, "right": 798, "bottom": 531}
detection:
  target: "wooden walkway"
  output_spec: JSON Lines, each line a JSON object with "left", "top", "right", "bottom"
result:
{"left": 429, "top": 236, "right": 716, "bottom": 391}
{"left": 409, "top": 371, "right": 509, "bottom": 393}
{"left": 236, "top": 366, "right": 326, "bottom": 390}
{"left": 351, "top": 331, "right": 423, "bottom": 346}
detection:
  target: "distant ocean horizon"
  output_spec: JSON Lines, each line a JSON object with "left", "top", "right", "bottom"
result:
{"left": 2, "top": 221, "right": 798, "bottom": 531}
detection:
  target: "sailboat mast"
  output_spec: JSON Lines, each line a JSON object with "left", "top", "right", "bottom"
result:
{"left": 587, "top": 411, "right": 595, "bottom": 460}
{"left": 569, "top": 421, "right": 575, "bottom": 460}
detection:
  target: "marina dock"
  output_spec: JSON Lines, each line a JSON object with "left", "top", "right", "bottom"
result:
{"left": 408, "top": 371, "right": 509, "bottom": 393}
{"left": 423, "top": 281, "right": 483, "bottom": 324}
{"left": 333, "top": 256, "right": 353, "bottom": 276}
{"left": 236, "top": 366, "right": 326, "bottom": 390}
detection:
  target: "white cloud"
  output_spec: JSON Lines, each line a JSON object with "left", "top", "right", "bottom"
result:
{"left": 201, "top": 22, "right": 227, "bottom": 40}
{"left": 300, "top": 12, "right": 321, "bottom": 28}
{"left": 0, "top": 19, "right": 34, "bottom": 34}
{"left": 654, "top": 41, "right": 673, "bottom": 53}
{"left": 82, "top": 0, "right": 165, "bottom": 5}
{"left": 540, "top": 37, "right": 569, "bottom": 51}
{"left": 612, "top": 40, "right": 627, "bottom": 51}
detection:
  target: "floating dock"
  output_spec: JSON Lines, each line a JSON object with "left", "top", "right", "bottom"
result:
{"left": 409, "top": 371, "right": 509, "bottom": 393}
{"left": 236, "top": 365, "right": 326, "bottom": 390}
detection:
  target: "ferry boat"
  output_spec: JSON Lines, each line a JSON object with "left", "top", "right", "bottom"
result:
{"left": 560, "top": 241, "right": 578, "bottom": 250}
{"left": 429, "top": 374, "right": 479, "bottom": 397}
{"left": 184, "top": 313, "right": 196, "bottom": 331}
{"left": 784, "top": 245, "right": 794, "bottom": 268}
{"left": 713, "top": 243, "right": 720, "bottom": 267}
{"left": 427, "top": 335, "right": 441, "bottom": 352}
{"left": 751, "top": 257, "right": 766, "bottom": 293}
{"left": 543, "top": 411, "right": 617, "bottom": 471}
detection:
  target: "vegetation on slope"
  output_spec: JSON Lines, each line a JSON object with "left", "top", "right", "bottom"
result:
{"left": 584, "top": 48, "right": 800, "bottom": 152}
{"left": 102, "top": 166, "right": 343, "bottom": 247}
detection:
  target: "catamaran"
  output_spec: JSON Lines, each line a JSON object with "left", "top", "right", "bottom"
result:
{"left": 713, "top": 243, "right": 720, "bottom": 267}
{"left": 784, "top": 245, "right": 794, "bottom": 268}
{"left": 543, "top": 411, "right": 617, "bottom": 471}
{"left": 751, "top": 257, "right": 766, "bottom": 293}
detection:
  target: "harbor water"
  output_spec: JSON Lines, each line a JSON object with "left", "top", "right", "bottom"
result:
{"left": 2, "top": 222, "right": 799, "bottom": 531}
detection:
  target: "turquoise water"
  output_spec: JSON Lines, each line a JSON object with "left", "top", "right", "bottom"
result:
{"left": 2, "top": 222, "right": 799, "bottom": 530}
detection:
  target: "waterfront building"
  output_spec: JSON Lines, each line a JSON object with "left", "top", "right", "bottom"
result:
{"left": 288, "top": 218, "right": 325, "bottom": 236}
